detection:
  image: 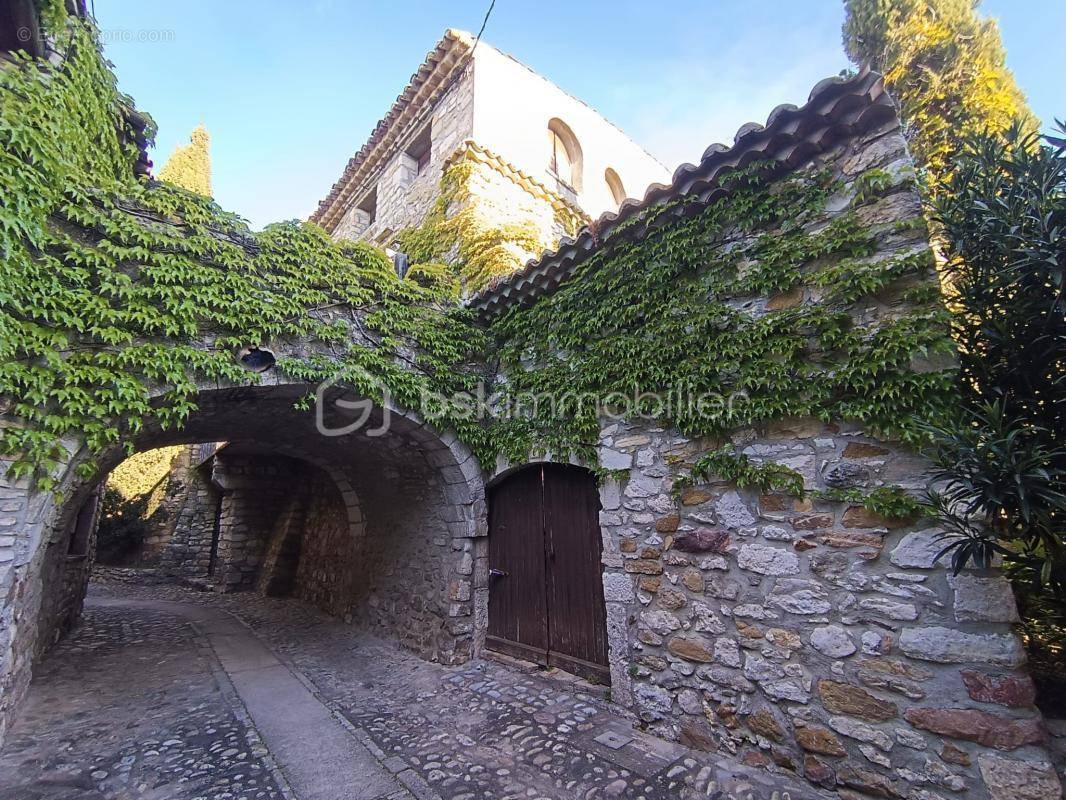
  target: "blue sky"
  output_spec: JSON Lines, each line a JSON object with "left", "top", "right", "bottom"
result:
{"left": 95, "top": 1, "right": 1064, "bottom": 230}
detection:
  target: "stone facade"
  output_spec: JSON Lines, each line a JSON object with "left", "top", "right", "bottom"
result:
{"left": 333, "top": 59, "right": 475, "bottom": 244}
{"left": 292, "top": 473, "right": 352, "bottom": 612}
{"left": 153, "top": 446, "right": 219, "bottom": 577}
{"left": 594, "top": 418, "right": 1056, "bottom": 799}
{"left": 346, "top": 435, "right": 475, "bottom": 662}
{"left": 32, "top": 489, "right": 99, "bottom": 657}
{"left": 322, "top": 31, "right": 670, "bottom": 254}
{"left": 209, "top": 453, "right": 308, "bottom": 590}
{"left": 134, "top": 448, "right": 186, "bottom": 560}
{"left": 0, "top": 67, "right": 1060, "bottom": 800}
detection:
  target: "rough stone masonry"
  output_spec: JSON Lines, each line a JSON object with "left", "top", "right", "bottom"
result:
{"left": 578, "top": 114, "right": 1061, "bottom": 797}
{"left": 0, "top": 70, "right": 1061, "bottom": 800}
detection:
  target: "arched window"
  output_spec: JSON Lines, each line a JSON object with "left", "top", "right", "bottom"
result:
{"left": 547, "top": 118, "right": 582, "bottom": 192}
{"left": 604, "top": 168, "right": 626, "bottom": 207}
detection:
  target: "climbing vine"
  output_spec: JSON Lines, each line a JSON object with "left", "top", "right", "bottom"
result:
{"left": 0, "top": 17, "right": 486, "bottom": 489}
{"left": 1, "top": 10, "right": 957, "bottom": 494}
{"left": 680, "top": 446, "right": 807, "bottom": 498}
{"left": 394, "top": 151, "right": 583, "bottom": 293}
{"left": 677, "top": 446, "right": 926, "bottom": 521}
{"left": 486, "top": 159, "right": 956, "bottom": 465}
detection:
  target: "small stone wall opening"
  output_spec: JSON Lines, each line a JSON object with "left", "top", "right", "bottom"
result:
{"left": 237, "top": 346, "right": 276, "bottom": 373}
{"left": 65, "top": 491, "right": 98, "bottom": 557}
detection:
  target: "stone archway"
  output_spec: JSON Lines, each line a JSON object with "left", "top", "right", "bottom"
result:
{"left": 0, "top": 380, "right": 487, "bottom": 740}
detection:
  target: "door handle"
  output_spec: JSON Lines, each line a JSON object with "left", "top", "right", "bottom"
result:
{"left": 489, "top": 568, "right": 509, "bottom": 579}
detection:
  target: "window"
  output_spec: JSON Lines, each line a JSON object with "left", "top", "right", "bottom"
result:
{"left": 356, "top": 186, "right": 377, "bottom": 227}
{"left": 605, "top": 168, "right": 626, "bottom": 207}
{"left": 548, "top": 130, "right": 572, "bottom": 182}
{"left": 547, "top": 118, "right": 582, "bottom": 193}
{"left": 405, "top": 124, "right": 432, "bottom": 176}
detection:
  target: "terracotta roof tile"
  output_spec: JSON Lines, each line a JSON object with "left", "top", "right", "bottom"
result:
{"left": 311, "top": 29, "right": 475, "bottom": 232}
{"left": 468, "top": 68, "right": 897, "bottom": 321}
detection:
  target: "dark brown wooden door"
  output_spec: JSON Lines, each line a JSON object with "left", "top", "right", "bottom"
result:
{"left": 487, "top": 464, "right": 609, "bottom": 683}
{"left": 487, "top": 466, "right": 548, "bottom": 664}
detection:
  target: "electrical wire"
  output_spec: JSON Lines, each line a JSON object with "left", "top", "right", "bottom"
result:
{"left": 469, "top": 0, "right": 497, "bottom": 57}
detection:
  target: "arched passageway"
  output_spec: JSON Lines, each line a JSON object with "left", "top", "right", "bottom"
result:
{"left": 1, "top": 381, "right": 487, "bottom": 734}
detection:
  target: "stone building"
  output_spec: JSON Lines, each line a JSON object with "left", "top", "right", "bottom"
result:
{"left": 1, "top": 28, "right": 1062, "bottom": 800}
{"left": 311, "top": 29, "right": 670, "bottom": 284}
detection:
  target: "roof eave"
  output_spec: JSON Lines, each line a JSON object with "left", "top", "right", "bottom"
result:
{"left": 467, "top": 68, "right": 898, "bottom": 323}
{"left": 311, "top": 29, "right": 476, "bottom": 233}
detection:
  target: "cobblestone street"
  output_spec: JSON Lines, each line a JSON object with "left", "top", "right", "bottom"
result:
{"left": 0, "top": 575, "right": 828, "bottom": 800}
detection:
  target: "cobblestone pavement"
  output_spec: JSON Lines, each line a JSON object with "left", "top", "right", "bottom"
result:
{"left": 0, "top": 598, "right": 286, "bottom": 800}
{"left": 1, "top": 575, "right": 830, "bottom": 800}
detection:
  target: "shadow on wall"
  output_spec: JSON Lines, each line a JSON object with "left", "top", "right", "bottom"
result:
{"left": 20, "top": 383, "right": 486, "bottom": 723}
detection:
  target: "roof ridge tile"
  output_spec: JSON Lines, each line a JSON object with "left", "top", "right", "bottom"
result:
{"left": 467, "top": 68, "right": 895, "bottom": 321}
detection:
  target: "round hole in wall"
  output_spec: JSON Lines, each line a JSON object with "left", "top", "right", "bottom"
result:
{"left": 237, "top": 346, "right": 276, "bottom": 373}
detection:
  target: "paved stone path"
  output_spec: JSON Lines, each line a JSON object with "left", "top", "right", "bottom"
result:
{"left": 96, "top": 597, "right": 402, "bottom": 800}
{"left": 0, "top": 577, "right": 830, "bottom": 800}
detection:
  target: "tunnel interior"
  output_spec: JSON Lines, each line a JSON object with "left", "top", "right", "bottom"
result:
{"left": 35, "top": 385, "right": 483, "bottom": 667}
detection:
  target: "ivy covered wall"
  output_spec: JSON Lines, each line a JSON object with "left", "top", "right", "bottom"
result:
{"left": 395, "top": 142, "right": 585, "bottom": 293}
{"left": 0, "top": 9, "right": 1058, "bottom": 798}
{"left": 0, "top": 18, "right": 487, "bottom": 493}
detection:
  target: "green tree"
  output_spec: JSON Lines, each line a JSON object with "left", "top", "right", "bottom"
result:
{"left": 157, "top": 123, "right": 212, "bottom": 196}
{"left": 926, "top": 124, "right": 1066, "bottom": 585}
{"left": 842, "top": 0, "right": 1035, "bottom": 190}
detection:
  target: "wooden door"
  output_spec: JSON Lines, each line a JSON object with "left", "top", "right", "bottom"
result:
{"left": 487, "top": 464, "right": 609, "bottom": 683}
{"left": 543, "top": 466, "right": 609, "bottom": 680}
{"left": 487, "top": 466, "right": 548, "bottom": 665}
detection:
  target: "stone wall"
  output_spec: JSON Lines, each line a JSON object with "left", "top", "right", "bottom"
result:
{"left": 153, "top": 446, "right": 220, "bottom": 577}
{"left": 453, "top": 145, "right": 580, "bottom": 267}
{"left": 209, "top": 453, "right": 306, "bottom": 590}
{"left": 577, "top": 120, "right": 1061, "bottom": 798}
{"left": 596, "top": 419, "right": 1058, "bottom": 798}
{"left": 139, "top": 446, "right": 193, "bottom": 561}
{"left": 148, "top": 451, "right": 355, "bottom": 606}
{"left": 32, "top": 489, "right": 99, "bottom": 658}
{"left": 345, "top": 433, "right": 478, "bottom": 664}
{"left": 333, "top": 63, "right": 475, "bottom": 244}
{"left": 293, "top": 471, "right": 357, "bottom": 616}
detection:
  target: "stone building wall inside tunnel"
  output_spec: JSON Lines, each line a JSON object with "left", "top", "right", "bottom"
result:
{"left": 345, "top": 446, "right": 472, "bottom": 664}
{"left": 209, "top": 453, "right": 309, "bottom": 591}
{"left": 140, "top": 408, "right": 485, "bottom": 667}
{"left": 33, "top": 489, "right": 100, "bottom": 658}
{"left": 155, "top": 448, "right": 220, "bottom": 579}
{"left": 293, "top": 472, "right": 356, "bottom": 616}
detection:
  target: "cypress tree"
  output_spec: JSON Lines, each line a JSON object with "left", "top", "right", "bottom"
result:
{"left": 842, "top": 0, "right": 1035, "bottom": 189}
{"left": 157, "top": 123, "right": 212, "bottom": 196}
